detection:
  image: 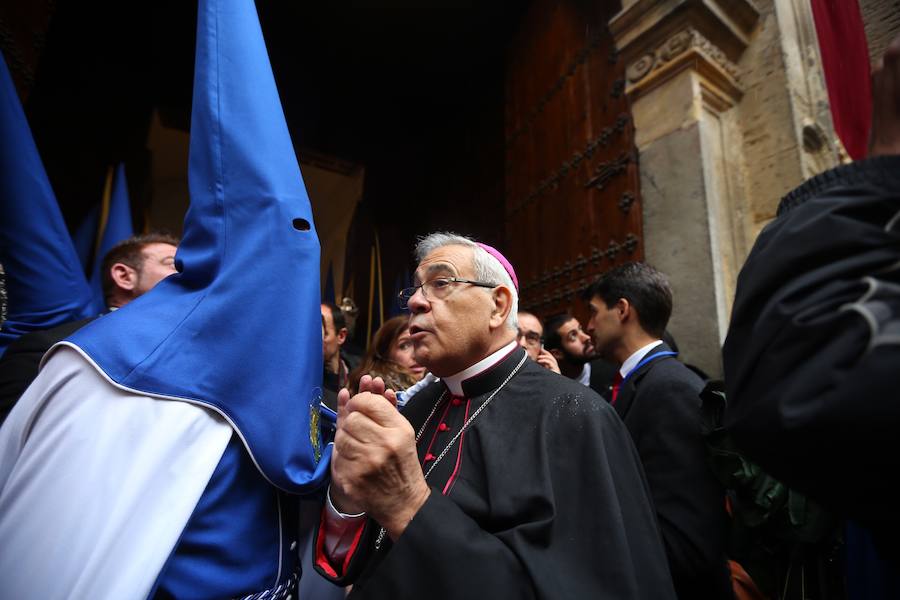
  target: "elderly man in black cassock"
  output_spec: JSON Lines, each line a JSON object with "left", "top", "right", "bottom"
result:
{"left": 312, "top": 232, "right": 675, "bottom": 598}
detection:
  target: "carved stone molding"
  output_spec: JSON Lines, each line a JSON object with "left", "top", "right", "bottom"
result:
{"left": 610, "top": 0, "right": 759, "bottom": 64}
{"left": 626, "top": 53, "right": 656, "bottom": 82}
{"left": 624, "top": 27, "right": 743, "bottom": 105}
{"left": 610, "top": 0, "right": 758, "bottom": 106}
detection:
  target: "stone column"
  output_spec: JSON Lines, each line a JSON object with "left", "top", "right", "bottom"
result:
{"left": 610, "top": 0, "right": 759, "bottom": 377}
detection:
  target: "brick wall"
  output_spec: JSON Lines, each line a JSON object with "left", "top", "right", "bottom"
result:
{"left": 860, "top": 0, "right": 900, "bottom": 67}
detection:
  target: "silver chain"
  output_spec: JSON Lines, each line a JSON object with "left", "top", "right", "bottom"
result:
{"left": 415, "top": 392, "right": 448, "bottom": 443}
{"left": 374, "top": 353, "right": 528, "bottom": 550}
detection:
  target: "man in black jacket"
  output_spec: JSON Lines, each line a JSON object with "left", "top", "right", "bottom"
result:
{"left": 585, "top": 262, "right": 733, "bottom": 599}
{"left": 722, "top": 34, "right": 900, "bottom": 564}
{"left": 0, "top": 233, "right": 178, "bottom": 422}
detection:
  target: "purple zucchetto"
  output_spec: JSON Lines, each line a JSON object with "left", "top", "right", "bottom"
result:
{"left": 475, "top": 242, "right": 519, "bottom": 293}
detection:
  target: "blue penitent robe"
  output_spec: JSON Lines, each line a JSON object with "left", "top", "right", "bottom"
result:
{"left": 0, "top": 0, "right": 330, "bottom": 595}
{"left": 0, "top": 347, "right": 301, "bottom": 598}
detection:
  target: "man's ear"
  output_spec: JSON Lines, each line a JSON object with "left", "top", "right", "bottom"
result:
{"left": 489, "top": 286, "right": 513, "bottom": 330}
{"left": 549, "top": 348, "right": 563, "bottom": 361}
{"left": 110, "top": 263, "right": 138, "bottom": 293}
{"left": 616, "top": 298, "right": 632, "bottom": 323}
{"left": 337, "top": 327, "right": 348, "bottom": 345}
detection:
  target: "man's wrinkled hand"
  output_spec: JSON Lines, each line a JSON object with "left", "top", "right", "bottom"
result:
{"left": 330, "top": 376, "right": 430, "bottom": 539}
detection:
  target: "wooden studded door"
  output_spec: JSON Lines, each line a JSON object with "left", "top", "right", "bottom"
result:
{"left": 504, "top": 0, "right": 641, "bottom": 322}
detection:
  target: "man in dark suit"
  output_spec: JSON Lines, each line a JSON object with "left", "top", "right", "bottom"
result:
{"left": 585, "top": 262, "right": 733, "bottom": 600}
{"left": 0, "top": 233, "right": 178, "bottom": 422}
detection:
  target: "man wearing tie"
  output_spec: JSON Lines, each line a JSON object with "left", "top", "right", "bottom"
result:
{"left": 584, "top": 262, "right": 733, "bottom": 600}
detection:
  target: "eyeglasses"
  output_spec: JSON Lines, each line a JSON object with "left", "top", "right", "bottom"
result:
{"left": 516, "top": 330, "right": 543, "bottom": 347}
{"left": 398, "top": 277, "right": 497, "bottom": 310}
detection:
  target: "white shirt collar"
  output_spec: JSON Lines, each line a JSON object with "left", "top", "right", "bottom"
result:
{"left": 442, "top": 340, "right": 519, "bottom": 396}
{"left": 576, "top": 362, "right": 591, "bottom": 386}
{"left": 619, "top": 340, "right": 664, "bottom": 378}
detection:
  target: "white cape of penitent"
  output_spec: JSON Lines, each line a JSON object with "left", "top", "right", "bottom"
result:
{"left": 0, "top": 345, "right": 232, "bottom": 599}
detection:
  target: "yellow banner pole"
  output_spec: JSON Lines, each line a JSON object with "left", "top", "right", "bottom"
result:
{"left": 93, "top": 165, "right": 115, "bottom": 261}
{"left": 366, "top": 244, "right": 376, "bottom": 349}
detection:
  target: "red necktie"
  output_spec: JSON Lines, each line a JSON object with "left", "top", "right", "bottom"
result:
{"left": 611, "top": 372, "right": 623, "bottom": 404}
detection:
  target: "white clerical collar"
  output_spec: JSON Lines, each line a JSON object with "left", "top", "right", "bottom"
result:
{"left": 442, "top": 340, "right": 519, "bottom": 396}
{"left": 619, "top": 340, "right": 663, "bottom": 378}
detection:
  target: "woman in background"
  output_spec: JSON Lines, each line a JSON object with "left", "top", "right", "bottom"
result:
{"left": 348, "top": 315, "right": 425, "bottom": 395}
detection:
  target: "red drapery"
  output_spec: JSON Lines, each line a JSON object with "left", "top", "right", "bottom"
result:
{"left": 810, "top": 0, "right": 872, "bottom": 159}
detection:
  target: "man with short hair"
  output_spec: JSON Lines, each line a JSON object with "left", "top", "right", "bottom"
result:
{"left": 101, "top": 233, "right": 179, "bottom": 308}
{"left": 585, "top": 262, "right": 732, "bottom": 599}
{"left": 516, "top": 310, "right": 559, "bottom": 373}
{"left": 321, "top": 302, "right": 350, "bottom": 395}
{"left": 313, "top": 232, "right": 675, "bottom": 599}
{"left": 0, "top": 233, "right": 179, "bottom": 421}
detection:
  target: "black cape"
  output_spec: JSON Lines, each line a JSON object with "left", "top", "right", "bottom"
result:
{"left": 315, "top": 346, "right": 675, "bottom": 599}
{"left": 0, "top": 316, "right": 95, "bottom": 424}
{"left": 722, "top": 156, "right": 900, "bottom": 540}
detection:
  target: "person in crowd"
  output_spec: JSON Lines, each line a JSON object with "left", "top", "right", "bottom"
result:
{"left": 543, "top": 311, "right": 616, "bottom": 396}
{"left": 348, "top": 315, "right": 425, "bottom": 394}
{"left": 322, "top": 301, "right": 351, "bottom": 394}
{"left": 0, "top": 232, "right": 179, "bottom": 422}
{"left": 339, "top": 296, "right": 363, "bottom": 370}
{"left": 101, "top": 233, "right": 179, "bottom": 310}
{"left": 312, "top": 232, "right": 675, "bottom": 599}
{"left": 515, "top": 310, "right": 559, "bottom": 372}
{"left": 722, "top": 33, "right": 900, "bottom": 568}
{"left": 542, "top": 312, "right": 593, "bottom": 381}
{"left": 584, "top": 262, "right": 732, "bottom": 599}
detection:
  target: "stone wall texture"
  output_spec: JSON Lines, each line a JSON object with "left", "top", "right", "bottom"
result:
{"left": 860, "top": 0, "right": 900, "bottom": 67}
{"left": 731, "top": 0, "right": 803, "bottom": 249}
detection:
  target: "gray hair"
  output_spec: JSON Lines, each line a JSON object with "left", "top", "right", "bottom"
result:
{"left": 415, "top": 232, "right": 519, "bottom": 331}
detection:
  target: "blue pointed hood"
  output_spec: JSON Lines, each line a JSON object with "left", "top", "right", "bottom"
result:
{"left": 0, "top": 51, "right": 94, "bottom": 355}
{"left": 73, "top": 164, "right": 135, "bottom": 313}
{"left": 87, "top": 163, "right": 134, "bottom": 312}
{"left": 66, "top": 0, "right": 330, "bottom": 492}
{"left": 72, "top": 204, "right": 101, "bottom": 274}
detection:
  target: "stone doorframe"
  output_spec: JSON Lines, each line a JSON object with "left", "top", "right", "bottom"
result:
{"left": 609, "top": 0, "right": 844, "bottom": 376}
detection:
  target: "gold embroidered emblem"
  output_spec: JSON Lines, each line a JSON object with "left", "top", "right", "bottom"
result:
{"left": 309, "top": 390, "right": 322, "bottom": 465}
